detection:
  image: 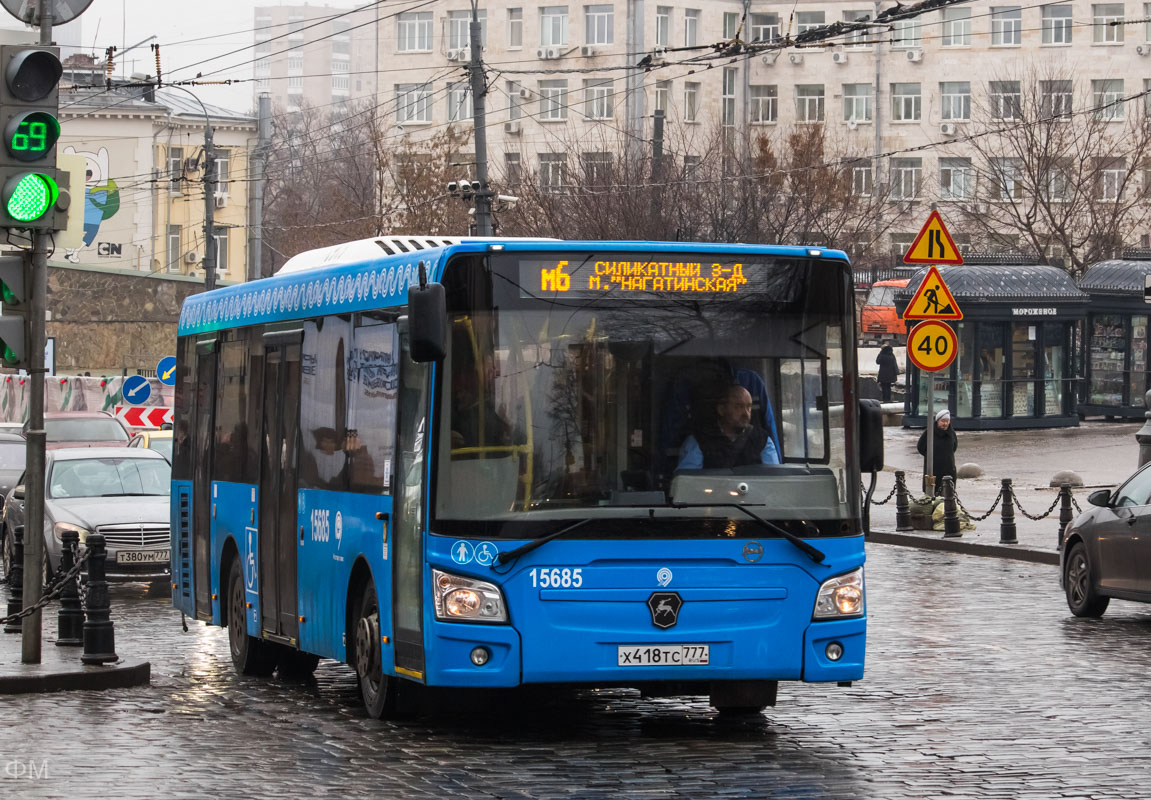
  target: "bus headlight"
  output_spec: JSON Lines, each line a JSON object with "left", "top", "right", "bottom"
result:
{"left": 432, "top": 569, "right": 508, "bottom": 623}
{"left": 813, "top": 568, "right": 865, "bottom": 619}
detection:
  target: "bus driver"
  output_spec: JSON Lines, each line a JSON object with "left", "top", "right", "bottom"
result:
{"left": 676, "top": 383, "right": 780, "bottom": 470}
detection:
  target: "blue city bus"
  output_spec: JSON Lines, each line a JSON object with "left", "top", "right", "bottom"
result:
{"left": 171, "top": 237, "right": 881, "bottom": 717}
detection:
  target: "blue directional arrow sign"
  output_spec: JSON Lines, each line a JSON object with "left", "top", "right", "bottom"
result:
{"left": 157, "top": 356, "right": 177, "bottom": 386}
{"left": 122, "top": 375, "right": 151, "bottom": 406}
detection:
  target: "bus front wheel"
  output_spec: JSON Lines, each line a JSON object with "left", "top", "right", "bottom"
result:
{"left": 353, "top": 582, "right": 396, "bottom": 719}
{"left": 227, "top": 557, "right": 278, "bottom": 676}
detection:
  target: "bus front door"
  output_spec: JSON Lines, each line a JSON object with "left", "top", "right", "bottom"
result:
{"left": 258, "top": 338, "right": 303, "bottom": 643}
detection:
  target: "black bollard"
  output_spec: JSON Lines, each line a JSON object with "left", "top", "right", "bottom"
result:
{"left": 55, "top": 530, "right": 83, "bottom": 647}
{"left": 3, "top": 526, "right": 23, "bottom": 633}
{"left": 999, "top": 478, "right": 1018, "bottom": 545}
{"left": 1058, "top": 483, "right": 1074, "bottom": 549}
{"left": 895, "top": 470, "right": 913, "bottom": 532}
{"left": 942, "top": 476, "right": 962, "bottom": 538}
{"left": 80, "top": 533, "right": 117, "bottom": 664}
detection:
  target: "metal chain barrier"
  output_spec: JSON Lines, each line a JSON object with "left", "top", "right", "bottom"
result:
{"left": 952, "top": 487, "right": 1005, "bottom": 522}
{"left": 1070, "top": 494, "right": 1082, "bottom": 514}
{"left": 0, "top": 547, "right": 89, "bottom": 627}
{"left": 1009, "top": 485, "right": 1063, "bottom": 521}
{"left": 861, "top": 481, "right": 898, "bottom": 506}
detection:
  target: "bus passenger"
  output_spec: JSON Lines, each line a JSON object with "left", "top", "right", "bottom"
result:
{"left": 676, "top": 384, "right": 780, "bottom": 470}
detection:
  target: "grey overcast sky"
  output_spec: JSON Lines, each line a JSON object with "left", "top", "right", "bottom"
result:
{"left": 2, "top": 0, "right": 365, "bottom": 114}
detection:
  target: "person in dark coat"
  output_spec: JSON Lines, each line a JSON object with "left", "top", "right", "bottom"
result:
{"left": 875, "top": 345, "right": 899, "bottom": 402}
{"left": 917, "top": 408, "right": 958, "bottom": 495}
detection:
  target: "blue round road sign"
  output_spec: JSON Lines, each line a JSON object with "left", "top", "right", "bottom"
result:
{"left": 122, "top": 375, "right": 151, "bottom": 406}
{"left": 157, "top": 356, "right": 177, "bottom": 386}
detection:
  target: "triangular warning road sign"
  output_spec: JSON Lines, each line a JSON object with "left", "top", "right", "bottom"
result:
{"left": 903, "top": 265, "right": 963, "bottom": 321}
{"left": 903, "top": 209, "right": 964, "bottom": 265}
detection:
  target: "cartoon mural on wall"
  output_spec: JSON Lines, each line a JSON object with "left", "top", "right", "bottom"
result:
{"left": 62, "top": 146, "right": 121, "bottom": 263}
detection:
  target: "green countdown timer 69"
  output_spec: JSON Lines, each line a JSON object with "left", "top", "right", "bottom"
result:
{"left": 4, "top": 112, "right": 60, "bottom": 162}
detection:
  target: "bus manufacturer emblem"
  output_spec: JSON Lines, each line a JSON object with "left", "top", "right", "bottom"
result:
{"left": 647, "top": 592, "right": 682, "bottom": 629}
{"left": 742, "top": 541, "right": 764, "bottom": 563}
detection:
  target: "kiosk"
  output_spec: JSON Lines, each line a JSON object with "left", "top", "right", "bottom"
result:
{"left": 1078, "top": 254, "right": 1151, "bottom": 419}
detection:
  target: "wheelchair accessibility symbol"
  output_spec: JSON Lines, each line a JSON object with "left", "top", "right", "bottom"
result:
{"left": 474, "top": 541, "right": 497, "bottom": 566}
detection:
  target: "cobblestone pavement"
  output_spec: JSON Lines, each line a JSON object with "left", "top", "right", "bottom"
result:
{"left": 4, "top": 545, "right": 1151, "bottom": 799}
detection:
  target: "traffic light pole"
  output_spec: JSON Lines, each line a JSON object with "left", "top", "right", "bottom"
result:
{"left": 20, "top": 4, "right": 54, "bottom": 664}
{"left": 468, "top": 2, "right": 492, "bottom": 236}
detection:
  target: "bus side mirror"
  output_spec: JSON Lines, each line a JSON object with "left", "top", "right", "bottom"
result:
{"left": 407, "top": 281, "right": 447, "bottom": 362}
{"left": 858, "top": 399, "right": 884, "bottom": 473}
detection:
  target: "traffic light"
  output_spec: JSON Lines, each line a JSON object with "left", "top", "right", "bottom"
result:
{"left": 0, "top": 45, "right": 64, "bottom": 231}
{"left": 0, "top": 251, "right": 29, "bottom": 367}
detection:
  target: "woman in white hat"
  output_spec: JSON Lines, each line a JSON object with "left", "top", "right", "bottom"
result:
{"left": 916, "top": 408, "right": 958, "bottom": 495}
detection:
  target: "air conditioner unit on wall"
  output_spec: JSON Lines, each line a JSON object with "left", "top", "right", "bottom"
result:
{"left": 846, "top": 119, "right": 859, "bottom": 130}
{"left": 185, "top": 251, "right": 198, "bottom": 264}
{"left": 940, "top": 122, "right": 956, "bottom": 136}
{"left": 906, "top": 49, "right": 923, "bottom": 62}
{"left": 214, "top": 194, "right": 228, "bottom": 208}
{"left": 761, "top": 51, "right": 779, "bottom": 66}
{"left": 652, "top": 46, "right": 668, "bottom": 64}
{"left": 580, "top": 45, "right": 597, "bottom": 57}
{"left": 447, "top": 48, "right": 471, "bottom": 62}
{"left": 504, "top": 121, "right": 522, "bottom": 135}
{"left": 832, "top": 51, "right": 848, "bottom": 64}
{"left": 537, "top": 46, "right": 561, "bottom": 59}
{"left": 1138, "top": 43, "right": 1151, "bottom": 56}
{"left": 789, "top": 53, "right": 804, "bottom": 65}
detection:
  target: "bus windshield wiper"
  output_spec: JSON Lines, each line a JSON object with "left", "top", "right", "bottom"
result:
{"left": 671, "top": 503, "right": 826, "bottom": 564}
{"left": 494, "top": 518, "right": 594, "bottom": 566}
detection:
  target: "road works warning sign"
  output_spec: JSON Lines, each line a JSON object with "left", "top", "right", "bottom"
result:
{"left": 902, "top": 265, "right": 963, "bottom": 321}
{"left": 902, "top": 209, "right": 964, "bottom": 265}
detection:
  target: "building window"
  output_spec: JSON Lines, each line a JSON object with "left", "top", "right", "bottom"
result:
{"left": 940, "top": 81, "right": 971, "bottom": 120}
{"left": 684, "top": 154, "right": 701, "bottom": 177}
{"left": 1097, "top": 158, "right": 1126, "bottom": 199}
{"left": 287, "top": 54, "right": 302, "bottom": 73}
{"left": 1044, "top": 163, "right": 1071, "bottom": 201}
{"left": 723, "top": 11, "right": 740, "bottom": 38}
{"left": 890, "top": 233, "right": 915, "bottom": 258}
{"left": 396, "top": 83, "right": 432, "bottom": 123}
{"left": 750, "top": 13, "right": 780, "bottom": 42}
{"left": 541, "top": 6, "right": 569, "bottom": 46}
{"left": 684, "top": 81, "right": 699, "bottom": 121}
{"left": 507, "top": 80, "right": 523, "bottom": 119}
{"left": 843, "top": 83, "right": 873, "bottom": 122}
{"left": 287, "top": 74, "right": 302, "bottom": 91}
{"left": 504, "top": 152, "right": 522, "bottom": 187}
{"left": 797, "top": 11, "right": 825, "bottom": 34}
{"left": 992, "top": 158, "right": 1023, "bottom": 200}
{"left": 843, "top": 10, "right": 872, "bottom": 48}
{"left": 508, "top": 8, "right": 523, "bottom": 48}
{"left": 942, "top": 7, "right": 971, "bottom": 45}
{"left": 331, "top": 60, "right": 350, "bottom": 92}
{"left": 991, "top": 7, "right": 1022, "bottom": 45}
{"left": 540, "top": 79, "right": 568, "bottom": 120}
{"left": 214, "top": 150, "right": 230, "bottom": 196}
{"left": 584, "top": 79, "right": 613, "bottom": 119}
{"left": 213, "top": 227, "right": 229, "bottom": 274}
{"left": 1146, "top": 2, "right": 1151, "bottom": 41}
{"left": 167, "top": 225, "right": 181, "bottom": 271}
{"left": 656, "top": 6, "right": 671, "bottom": 45}
{"left": 891, "top": 83, "right": 921, "bottom": 121}
{"left": 852, "top": 166, "right": 873, "bottom": 196}
{"left": 332, "top": 21, "right": 351, "bottom": 55}
{"left": 1093, "top": 78, "right": 1125, "bottom": 119}
{"left": 939, "top": 157, "right": 973, "bottom": 200}
{"left": 1146, "top": 78, "right": 1151, "bottom": 117}
{"left": 1041, "top": 80, "right": 1073, "bottom": 117}
{"left": 448, "top": 82, "right": 473, "bottom": 121}
{"left": 749, "top": 85, "right": 778, "bottom": 123}
{"left": 168, "top": 145, "right": 184, "bottom": 193}
{"left": 586, "top": 4, "right": 614, "bottom": 45}
{"left": 721, "top": 68, "right": 736, "bottom": 129}
{"left": 448, "top": 10, "right": 487, "bottom": 49}
{"left": 397, "top": 11, "right": 433, "bottom": 51}
{"left": 581, "top": 151, "right": 612, "bottom": 185}
{"left": 654, "top": 80, "right": 670, "bottom": 112}
{"left": 684, "top": 9, "right": 699, "bottom": 46}
{"left": 890, "top": 158, "right": 922, "bottom": 200}
{"left": 796, "top": 84, "right": 825, "bottom": 122}
{"left": 1042, "top": 5, "right": 1073, "bottom": 44}
{"left": 989, "top": 80, "right": 1022, "bottom": 120}
{"left": 1093, "top": 4, "right": 1125, "bottom": 43}
{"left": 539, "top": 153, "right": 567, "bottom": 192}
{"left": 891, "top": 19, "right": 921, "bottom": 48}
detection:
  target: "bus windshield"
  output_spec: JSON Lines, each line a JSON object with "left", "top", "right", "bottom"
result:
{"left": 434, "top": 251, "right": 856, "bottom": 534}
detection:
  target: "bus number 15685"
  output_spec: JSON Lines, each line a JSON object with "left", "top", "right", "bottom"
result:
{"left": 530, "top": 567, "right": 583, "bottom": 588}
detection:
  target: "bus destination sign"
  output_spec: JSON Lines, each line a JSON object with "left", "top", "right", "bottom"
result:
{"left": 523, "top": 258, "right": 751, "bottom": 296}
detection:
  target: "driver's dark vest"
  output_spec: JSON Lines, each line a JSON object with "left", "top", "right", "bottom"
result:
{"left": 695, "top": 425, "right": 769, "bottom": 469}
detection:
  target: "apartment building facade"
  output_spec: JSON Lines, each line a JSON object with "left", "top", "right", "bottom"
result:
{"left": 254, "top": 3, "right": 380, "bottom": 113}
{"left": 373, "top": 1, "right": 1151, "bottom": 257}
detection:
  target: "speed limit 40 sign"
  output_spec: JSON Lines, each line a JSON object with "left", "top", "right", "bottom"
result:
{"left": 907, "top": 320, "right": 958, "bottom": 372}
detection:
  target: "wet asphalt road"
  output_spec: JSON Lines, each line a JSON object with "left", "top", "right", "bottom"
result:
{"left": 4, "top": 544, "right": 1151, "bottom": 800}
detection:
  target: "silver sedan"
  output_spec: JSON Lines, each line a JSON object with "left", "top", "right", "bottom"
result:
{"left": 2, "top": 447, "right": 171, "bottom": 584}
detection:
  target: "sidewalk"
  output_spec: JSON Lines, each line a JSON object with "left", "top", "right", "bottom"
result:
{"left": 866, "top": 420, "right": 1145, "bottom": 565}
{"left": 0, "top": 582, "right": 150, "bottom": 694}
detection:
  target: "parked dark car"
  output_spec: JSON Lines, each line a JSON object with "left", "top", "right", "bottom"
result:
{"left": 1062, "top": 463, "right": 1151, "bottom": 616}
{"left": 30, "top": 411, "right": 132, "bottom": 450}
{"left": 0, "top": 432, "right": 25, "bottom": 579}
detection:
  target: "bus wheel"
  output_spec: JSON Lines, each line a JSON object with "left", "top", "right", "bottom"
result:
{"left": 353, "top": 582, "right": 395, "bottom": 718}
{"left": 227, "top": 557, "right": 277, "bottom": 676}
{"left": 1065, "top": 542, "right": 1109, "bottom": 618}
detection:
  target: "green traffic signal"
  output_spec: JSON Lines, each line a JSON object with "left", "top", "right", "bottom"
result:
{"left": 4, "top": 172, "right": 57, "bottom": 222}
{"left": 4, "top": 111, "right": 59, "bottom": 162}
